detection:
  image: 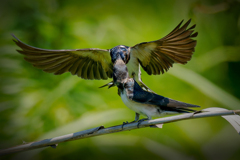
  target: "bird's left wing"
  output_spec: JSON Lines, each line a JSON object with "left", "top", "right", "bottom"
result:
{"left": 12, "top": 35, "right": 113, "bottom": 80}
{"left": 130, "top": 19, "right": 198, "bottom": 75}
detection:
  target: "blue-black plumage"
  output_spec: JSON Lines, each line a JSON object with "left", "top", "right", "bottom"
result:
{"left": 112, "top": 54, "right": 200, "bottom": 121}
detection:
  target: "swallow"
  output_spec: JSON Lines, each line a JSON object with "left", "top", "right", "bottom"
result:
{"left": 111, "top": 46, "right": 200, "bottom": 123}
{"left": 12, "top": 19, "right": 197, "bottom": 92}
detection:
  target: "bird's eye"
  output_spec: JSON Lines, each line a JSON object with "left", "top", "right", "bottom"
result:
{"left": 122, "top": 48, "right": 127, "bottom": 52}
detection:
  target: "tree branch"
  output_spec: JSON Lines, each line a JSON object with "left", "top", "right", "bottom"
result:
{"left": 1, "top": 108, "right": 240, "bottom": 156}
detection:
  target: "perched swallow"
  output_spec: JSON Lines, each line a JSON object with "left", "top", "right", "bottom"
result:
{"left": 12, "top": 19, "right": 197, "bottom": 92}
{"left": 111, "top": 49, "right": 200, "bottom": 122}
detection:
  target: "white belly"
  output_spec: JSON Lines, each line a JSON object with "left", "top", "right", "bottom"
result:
{"left": 120, "top": 91, "right": 161, "bottom": 119}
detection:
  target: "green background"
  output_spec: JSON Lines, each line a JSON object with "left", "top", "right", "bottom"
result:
{"left": 0, "top": 0, "right": 240, "bottom": 159}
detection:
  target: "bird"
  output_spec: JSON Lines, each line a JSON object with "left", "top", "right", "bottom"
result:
{"left": 12, "top": 19, "right": 198, "bottom": 92}
{"left": 111, "top": 45, "right": 200, "bottom": 123}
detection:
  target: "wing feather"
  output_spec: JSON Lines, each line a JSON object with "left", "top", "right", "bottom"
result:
{"left": 152, "top": 55, "right": 165, "bottom": 73}
{"left": 80, "top": 58, "right": 91, "bottom": 79}
{"left": 69, "top": 58, "right": 82, "bottom": 75}
{"left": 93, "top": 62, "right": 101, "bottom": 80}
{"left": 76, "top": 59, "right": 88, "bottom": 78}
{"left": 44, "top": 58, "right": 75, "bottom": 74}
{"left": 86, "top": 60, "right": 94, "bottom": 79}
{"left": 163, "top": 20, "right": 192, "bottom": 41}
{"left": 130, "top": 19, "right": 198, "bottom": 75}
{"left": 167, "top": 30, "right": 194, "bottom": 42}
{"left": 162, "top": 20, "right": 184, "bottom": 40}
{"left": 54, "top": 59, "right": 76, "bottom": 75}
{"left": 97, "top": 63, "right": 107, "bottom": 80}
{"left": 149, "top": 56, "right": 160, "bottom": 75}
{"left": 12, "top": 34, "right": 112, "bottom": 80}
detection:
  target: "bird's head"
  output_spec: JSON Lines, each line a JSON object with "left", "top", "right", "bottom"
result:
{"left": 110, "top": 45, "right": 130, "bottom": 64}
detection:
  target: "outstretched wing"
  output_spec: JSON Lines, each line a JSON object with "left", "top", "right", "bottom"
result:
{"left": 12, "top": 35, "right": 113, "bottom": 80}
{"left": 130, "top": 19, "right": 198, "bottom": 75}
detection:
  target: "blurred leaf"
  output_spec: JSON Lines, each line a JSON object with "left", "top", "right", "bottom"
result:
{"left": 169, "top": 66, "right": 240, "bottom": 109}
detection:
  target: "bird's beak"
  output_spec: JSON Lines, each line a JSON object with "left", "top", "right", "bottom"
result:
{"left": 108, "top": 84, "right": 115, "bottom": 89}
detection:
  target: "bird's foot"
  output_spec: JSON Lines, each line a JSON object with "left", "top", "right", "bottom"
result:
{"left": 121, "top": 120, "right": 139, "bottom": 130}
{"left": 128, "top": 120, "right": 137, "bottom": 123}
{"left": 137, "top": 118, "right": 149, "bottom": 128}
{"left": 121, "top": 121, "right": 129, "bottom": 130}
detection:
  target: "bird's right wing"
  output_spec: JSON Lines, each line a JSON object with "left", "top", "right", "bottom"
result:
{"left": 130, "top": 19, "right": 198, "bottom": 75}
{"left": 13, "top": 34, "right": 113, "bottom": 80}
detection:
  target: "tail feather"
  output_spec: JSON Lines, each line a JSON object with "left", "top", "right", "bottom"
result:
{"left": 161, "top": 105, "right": 198, "bottom": 114}
{"left": 167, "top": 98, "right": 200, "bottom": 108}
{"left": 163, "top": 98, "right": 200, "bottom": 113}
{"left": 174, "top": 107, "right": 198, "bottom": 113}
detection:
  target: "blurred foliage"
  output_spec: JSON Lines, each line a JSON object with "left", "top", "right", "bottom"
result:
{"left": 0, "top": 0, "right": 240, "bottom": 159}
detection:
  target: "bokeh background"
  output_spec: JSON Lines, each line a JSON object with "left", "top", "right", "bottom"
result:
{"left": 0, "top": 0, "right": 240, "bottom": 159}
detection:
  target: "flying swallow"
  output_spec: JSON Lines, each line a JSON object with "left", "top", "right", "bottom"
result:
{"left": 12, "top": 19, "right": 197, "bottom": 92}
{"left": 111, "top": 47, "right": 200, "bottom": 123}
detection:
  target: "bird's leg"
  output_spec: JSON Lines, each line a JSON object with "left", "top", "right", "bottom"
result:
{"left": 121, "top": 113, "right": 140, "bottom": 130}
{"left": 137, "top": 115, "right": 151, "bottom": 128}
{"left": 137, "top": 118, "right": 149, "bottom": 128}
{"left": 130, "top": 112, "right": 140, "bottom": 123}
{"left": 134, "top": 112, "right": 140, "bottom": 122}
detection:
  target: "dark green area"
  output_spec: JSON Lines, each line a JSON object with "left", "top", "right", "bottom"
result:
{"left": 0, "top": 0, "right": 240, "bottom": 159}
